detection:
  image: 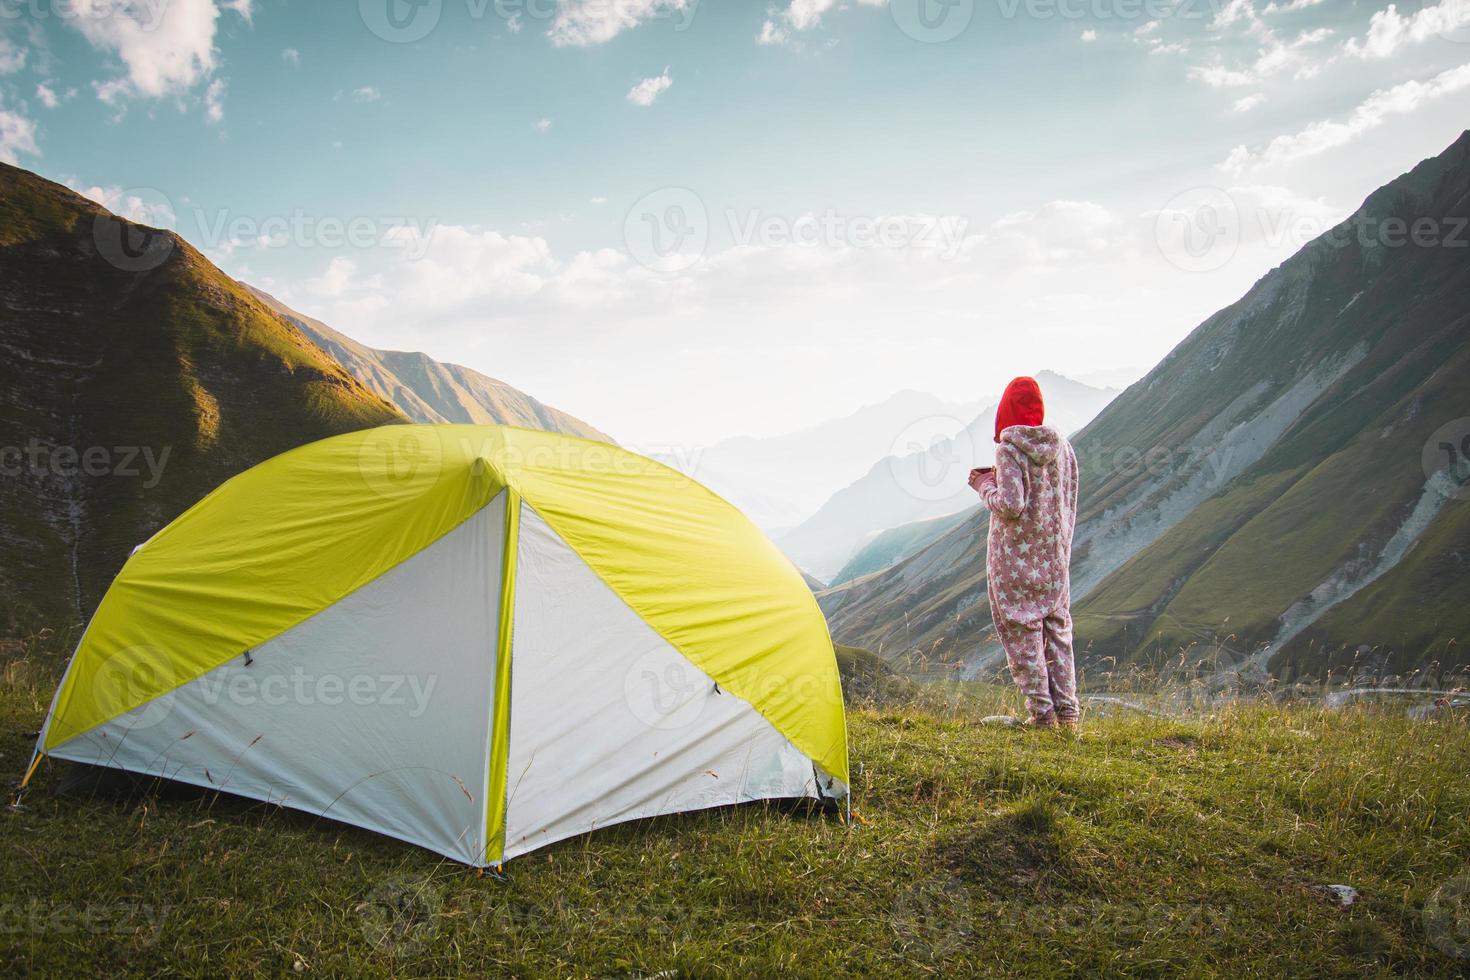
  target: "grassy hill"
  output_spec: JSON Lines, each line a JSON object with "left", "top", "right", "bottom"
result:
{"left": 3, "top": 635, "right": 1467, "bottom": 975}
{"left": 0, "top": 165, "right": 404, "bottom": 635}
{"left": 822, "top": 131, "right": 1470, "bottom": 679}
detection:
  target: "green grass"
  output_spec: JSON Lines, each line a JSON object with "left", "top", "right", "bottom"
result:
{"left": 3, "top": 636, "right": 1469, "bottom": 977}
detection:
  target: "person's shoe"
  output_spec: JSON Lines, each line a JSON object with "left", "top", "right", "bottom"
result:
{"left": 1056, "top": 714, "right": 1081, "bottom": 732}
{"left": 1021, "top": 714, "right": 1058, "bottom": 730}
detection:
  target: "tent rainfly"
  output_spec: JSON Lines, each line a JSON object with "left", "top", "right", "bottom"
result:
{"left": 26, "top": 425, "right": 849, "bottom": 865}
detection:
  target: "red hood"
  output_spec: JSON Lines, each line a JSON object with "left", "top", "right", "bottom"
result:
{"left": 994, "top": 376, "right": 1045, "bottom": 443}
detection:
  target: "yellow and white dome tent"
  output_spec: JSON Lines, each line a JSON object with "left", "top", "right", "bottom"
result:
{"left": 26, "top": 425, "right": 849, "bottom": 866}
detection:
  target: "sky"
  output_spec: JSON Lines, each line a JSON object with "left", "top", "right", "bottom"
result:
{"left": 2, "top": 0, "right": 1469, "bottom": 448}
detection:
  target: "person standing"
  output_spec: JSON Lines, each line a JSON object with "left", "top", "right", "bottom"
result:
{"left": 968, "top": 376, "right": 1081, "bottom": 728}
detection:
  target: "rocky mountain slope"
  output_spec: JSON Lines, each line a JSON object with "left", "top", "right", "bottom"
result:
{"left": 820, "top": 131, "right": 1470, "bottom": 678}
{"left": 248, "top": 287, "right": 609, "bottom": 442}
{"left": 0, "top": 165, "right": 407, "bottom": 632}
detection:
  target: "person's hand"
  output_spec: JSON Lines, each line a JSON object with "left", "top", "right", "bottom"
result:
{"left": 968, "top": 468, "right": 995, "bottom": 492}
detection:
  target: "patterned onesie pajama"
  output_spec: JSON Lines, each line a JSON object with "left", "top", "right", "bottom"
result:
{"left": 976, "top": 424, "right": 1080, "bottom": 724}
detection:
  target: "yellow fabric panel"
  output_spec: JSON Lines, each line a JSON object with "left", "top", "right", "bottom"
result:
{"left": 494, "top": 428, "right": 850, "bottom": 786}
{"left": 44, "top": 427, "right": 503, "bottom": 750}
{"left": 485, "top": 490, "right": 521, "bottom": 865}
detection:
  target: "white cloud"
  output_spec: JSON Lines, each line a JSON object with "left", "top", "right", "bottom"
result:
{"left": 547, "top": 0, "right": 694, "bottom": 46}
{"left": 1135, "top": 20, "right": 1160, "bottom": 35}
{"left": 759, "top": 0, "right": 887, "bottom": 40}
{"left": 0, "top": 33, "right": 27, "bottom": 74}
{"left": 758, "top": 20, "right": 790, "bottom": 45}
{"left": 533, "top": 117, "right": 552, "bottom": 133}
{"left": 1232, "top": 92, "right": 1267, "bottom": 113}
{"left": 1221, "top": 61, "right": 1470, "bottom": 172}
{"left": 75, "top": 184, "right": 177, "bottom": 228}
{"left": 626, "top": 68, "right": 672, "bottom": 107}
{"left": 220, "top": 0, "right": 253, "bottom": 23}
{"left": 1343, "top": 0, "right": 1470, "bottom": 60}
{"left": 67, "top": 0, "right": 249, "bottom": 105}
{"left": 281, "top": 48, "right": 300, "bottom": 65}
{"left": 1187, "top": 26, "right": 1333, "bottom": 87}
{"left": 204, "top": 77, "right": 225, "bottom": 123}
{"left": 590, "top": 195, "right": 608, "bottom": 204}
{"left": 35, "top": 83, "right": 60, "bottom": 109}
{"left": 0, "top": 107, "right": 39, "bottom": 164}
{"left": 349, "top": 86, "right": 381, "bottom": 103}
{"left": 1263, "top": 0, "right": 1325, "bottom": 12}
{"left": 1081, "top": 29, "right": 1098, "bottom": 42}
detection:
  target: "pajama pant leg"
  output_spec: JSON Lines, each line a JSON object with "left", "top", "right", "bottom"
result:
{"left": 993, "top": 614, "right": 1054, "bottom": 722}
{"left": 1043, "top": 599, "right": 1079, "bottom": 721}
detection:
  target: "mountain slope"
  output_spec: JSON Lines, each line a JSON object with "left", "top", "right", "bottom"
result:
{"left": 782, "top": 372, "right": 1117, "bottom": 580}
{"left": 248, "top": 287, "right": 610, "bottom": 443}
{"left": 821, "top": 131, "right": 1470, "bottom": 677}
{"left": 0, "top": 164, "right": 404, "bottom": 632}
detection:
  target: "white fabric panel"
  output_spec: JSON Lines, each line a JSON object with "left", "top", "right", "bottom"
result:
{"left": 49, "top": 495, "right": 505, "bottom": 865}
{"left": 503, "top": 504, "right": 817, "bottom": 860}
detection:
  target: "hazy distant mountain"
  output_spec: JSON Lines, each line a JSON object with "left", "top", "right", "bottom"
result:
{"left": 781, "top": 372, "right": 1118, "bottom": 580}
{"left": 660, "top": 390, "right": 988, "bottom": 531}
{"left": 820, "top": 131, "right": 1470, "bottom": 678}
{"left": 0, "top": 164, "right": 402, "bottom": 632}
{"left": 248, "top": 287, "right": 610, "bottom": 443}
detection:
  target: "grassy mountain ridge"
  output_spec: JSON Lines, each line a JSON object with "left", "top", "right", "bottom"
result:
{"left": 0, "top": 163, "right": 404, "bottom": 632}
{"left": 247, "top": 287, "right": 611, "bottom": 443}
{"left": 821, "top": 131, "right": 1470, "bottom": 677}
